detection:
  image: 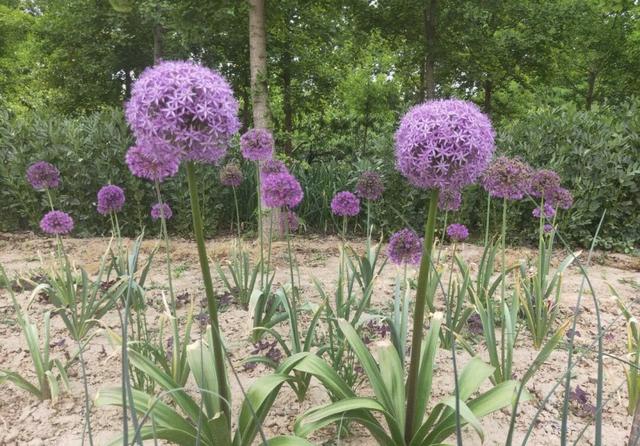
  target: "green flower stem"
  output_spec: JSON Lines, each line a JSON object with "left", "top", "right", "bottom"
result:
{"left": 45, "top": 189, "right": 55, "bottom": 211}
{"left": 405, "top": 188, "right": 439, "bottom": 441}
{"left": 500, "top": 198, "right": 509, "bottom": 380}
{"left": 185, "top": 162, "right": 230, "bottom": 426}
{"left": 255, "top": 163, "right": 265, "bottom": 288}
{"left": 484, "top": 193, "right": 491, "bottom": 247}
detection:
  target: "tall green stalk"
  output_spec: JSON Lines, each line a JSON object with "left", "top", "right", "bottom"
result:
{"left": 185, "top": 162, "right": 230, "bottom": 426}
{"left": 404, "top": 188, "right": 439, "bottom": 441}
{"left": 255, "top": 164, "right": 265, "bottom": 288}
{"left": 500, "top": 198, "right": 509, "bottom": 380}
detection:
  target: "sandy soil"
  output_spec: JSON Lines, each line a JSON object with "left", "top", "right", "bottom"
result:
{"left": 0, "top": 232, "right": 638, "bottom": 445}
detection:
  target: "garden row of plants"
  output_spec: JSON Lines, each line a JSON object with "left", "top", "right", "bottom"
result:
{"left": 1, "top": 99, "right": 639, "bottom": 251}
{"left": 0, "top": 61, "right": 638, "bottom": 446}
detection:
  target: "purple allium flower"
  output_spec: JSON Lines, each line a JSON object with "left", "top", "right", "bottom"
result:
{"left": 279, "top": 209, "right": 299, "bottom": 233}
{"left": 261, "top": 159, "right": 288, "bottom": 177}
{"left": 481, "top": 156, "right": 533, "bottom": 200}
{"left": 40, "top": 211, "right": 74, "bottom": 235}
{"left": 330, "top": 191, "right": 360, "bottom": 217}
{"left": 97, "top": 185, "right": 125, "bottom": 215}
{"left": 261, "top": 172, "right": 303, "bottom": 209}
{"left": 151, "top": 202, "right": 173, "bottom": 220}
{"left": 529, "top": 169, "right": 561, "bottom": 199}
{"left": 219, "top": 163, "right": 244, "bottom": 187}
{"left": 446, "top": 223, "right": 469, "bottom": 242}
{"left": 438, "top": 188, "right": 462, "bottom": 212}
{"left": 26, "top": 161, "right": 61, "bottom": 190}
{"left": 548, "top": 187, "right": 573, "bottom": 210}
{"left": 532, "top": 203, "right": 556, "bottom": 219}
{"left": 125, "top": 60, "right": 240, "bottom": 164}
{"left": 126, "top": 144, "right": 180, "bottom": 182}
{"left": 394, "top": 99, "right": 495, "bottom": 191}
{"left": 355, "top": 171, "right": 384, "bottom": 201}
{"left": 240, "top": 128, "right": 274, "bottom": 161}
{"left": 387, "top": 228, "right": 423, "bottom": 266}
{"left": 544, "top": 224, "right": 554, "bottom": 234}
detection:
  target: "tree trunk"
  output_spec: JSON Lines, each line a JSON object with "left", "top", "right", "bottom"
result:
{"left": 153, "top": 23, "right": 163, "bottom": 64}
{"left": 422, "top": 0, "right": 438, "bottom": 100}
{"left": 249, "top": 0, "right": 271, "bottom": 128}
{"left": 483, "top": 80, "right": 493, "bottom": 114}
{"left": 586, "top": 69, "right": 597, "bottom": 110}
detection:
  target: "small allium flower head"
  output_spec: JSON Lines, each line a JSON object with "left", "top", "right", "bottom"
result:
{"left": 219, "top": 163, "right": 244, "bottom": 187}
{"left": 125, "top": 60, "right": 240, "bottom": 164}
{"left": 544, "top": 224, "right": 554, "bottom": 234}
{"left": 388, "top": 228, "right": 423, "bottom": 265}
{"left": 532, "top": 203, "right": 556, "bottom": 219}
{"left": 549, "top": 187, "right": 573, "bottom": 210}
{"left": 279, "top": 209, "right": 299, "bottom": 233}
{"left": 151, "top": 203, "right": 173, "bottom": 220}
{"left": 240, "top": 128, "right": 274, "bottom": 161}
{"left": 481, "top": 156, "right": 533, "bottom": 200}
{"left": 261, "top": 159, "right": 288, "bottom": 177}
{"left": 261, "top": 172, "right": 303, "bottom": 208}
{"left": 27, "top": 161, "right": 61, "bottom": 190}
{"left": 40, "top": 210, "right": 74, "bottom": 235}
{"left": 126, "top": 144, "right": 180, "bottom": 182}
{"left": 355, "top": 171, "right": 384, "bottom": 201}
{"left": 97, "top": 185, "right": 125, "bottom": 215}
{"left": 530, "top": 169, "right": 561, "bottom": 199}
{"left": 446, "top": 223, "right": 469, "bottom": 242}
{"left": 394, "top": 99, "right": 495, "bottom": 190}
{"left": 331, "top": 191, "right": 360, "bottom": 217}
{"left": 438, "top": 188, "right": 462, "bottom": 211}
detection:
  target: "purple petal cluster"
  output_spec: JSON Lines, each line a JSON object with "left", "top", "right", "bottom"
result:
{"left": 126, "top": 144, "right": 180, "bottom": 182}
{"left": 331, "top": 191, "right": 360, "bottom": 217}
{"left": 355, "top": 171, "right": 384, "bottom": 201}
{"left": 548, "top": 187, "right": 573, "bottom": 210}
{"left": 240, "top": 128, "right": 274, "bottom": 161}
{"left": 544, "top": 224, "right": 554, "bottom": 234}
{"left": 40, "top": 210, "right": 74, "bottom": 235}
{"left": 97, "top": 185, "right": 125, "bottom": 215}
{"left": 26, "top": 161, "right": 61, "bottom": 190}
{"left": 438, "top": 188, "right": 462, "bottom": 212}
{"left": 532, "top": 203, "right": 556, "bottom": 219}
{"left": 261, "top": 159, "right": 288, "bottom": 177}
{"left": 219, "top": 163, "right": 244, "bottom": 187}
{"left": 261, "top": 172, "right": 303, "bottom": 209}
{"left": 125, "top": 60, "right": 240, "bottom": 165}
{"left": 529, "top": 169, "right": 561, "bottom": 199}
{"left": 481, "top": 156, "right": 533, "bottom": 200}
{"left": 151, "top": 203, "right": 173, "bottom": 220}
{"left": 387, "top": 228, "right": 423, "bottom": 266}
{"left": 394, "top": 99, "right": 495, "bottom": 190}
{"left": 279, "top": 209, "right": 299, "bottom": 233}
{"left": 446, "top": 223, "right": 469, "bottom": 242}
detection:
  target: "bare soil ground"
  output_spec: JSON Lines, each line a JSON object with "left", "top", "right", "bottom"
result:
{"left": 0, "top": 232, "right": 638, "bottom": 445}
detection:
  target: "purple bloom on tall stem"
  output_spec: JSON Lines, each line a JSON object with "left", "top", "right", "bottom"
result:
{"left": 97, "top": 185, "right": 125, "bottom": 215}
{"left": 240, "top": 128, "right": 274, "bottom": 161}
{"left": 387, "top": 228, "right": 423, "bottom": 266}
{"left": 481, "top": 156, "right": 533, "bottom": 200}
{"left": 26, "top": 161, "right": 61, "bottom": 190}
{"left": 446, "top": 223, "right": 469, "bottom": 242}
{"left": 544, "top": 224, "right": 554, "bottom": 234}
{"left": 279, "top": 209, "right": 299, "bottom": 233}
{"left": 125, "top": 60, "right": 240, "bottom": 165}
{"left": 532, "top": 203, "right": 556, "bottom": 219}
{"left": 529, "top": 169, "right": 561, "bottom": 199}
{"left": 40, "top": 211, "right": 74, "bottom": 235}
{"left": 330, "top": 191, "right": 360, "bottom": 217}
{"left": 261, "top": 172, "right": 303, "bottom": 209}
{"left": 394, "top": 99, "right": 495, "bottom": 191}
{"left": 261, "top": 159, "right": 288, "bottom": 176}
{"left": 151, "top": 203, "right": 173, "bottom": 220}
{"left": 355, "top": 171, "right": 384, "bottom": 201}
{"left": 126, "top": 144, "right": 180, "bottom": 182}
{"left": 219, "top": 163, "right": 244, "bottom": 187}
{"left": 548, "top": 187, "right": 573, "bottom": 210}
{"left": 438, "top": 188, "right": 462, "bottom": 211}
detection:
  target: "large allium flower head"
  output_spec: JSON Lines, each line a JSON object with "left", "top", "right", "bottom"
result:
{"left": 26, "top": 161, "right": 61, "bottom": 190}
{"left": 446, "top": 223, "right": 469, "bottom": 242}
{"left": 529, "top": 169, "right": 561, "bottom": 199}
{"left": 219, "top": 163, "right": 244, "bottom": 187}
{"left": 151, "top": 203, "right": 173, "bottom": 220}
{"left": 388, "top": 228, "right": 423, "bottom": 266}
{"left": 544, "top": 224, "right": 554, "bottom": 234}
{"left": 40, "top": 210, "right": 74, "bottom": 235}
{"left": 481, "top": 156, "right": 533, "bottom": 200}
{"left": 331, "top": 191, "right": 360, "bottom": 217}
{"left": 261, "top": 172, "right": 303, "bottom": 208}
{"left": 97, "top": 185, "right": 125, "bottom": 215}
{"left": 394, "top": 99, "right": 495, "bottom": 190}
{"left": 125, "top": 60, "right": 240, "bottom": 164}
{"left": 240, "top": 128, "right": 274, "bottom": 161}
{"left": 438, "top": 188, "right": 462, "bottom": 211}
{"left": 126, "top": 143, "right": 180, "bottom": 182}
{"left": 279, "top": 209, "right": 299, "bottom": 233}
{"left": 355, "top": 170, "right": 384, "bottom": 201}
{"left": 261, "top": 159, "right": 288, "bottom": 177}
{"left": 548, "top": 187, "right": 573, "bottom": 210}
{"left": 532, "top": 203, "right": 556, "bottom": 219}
